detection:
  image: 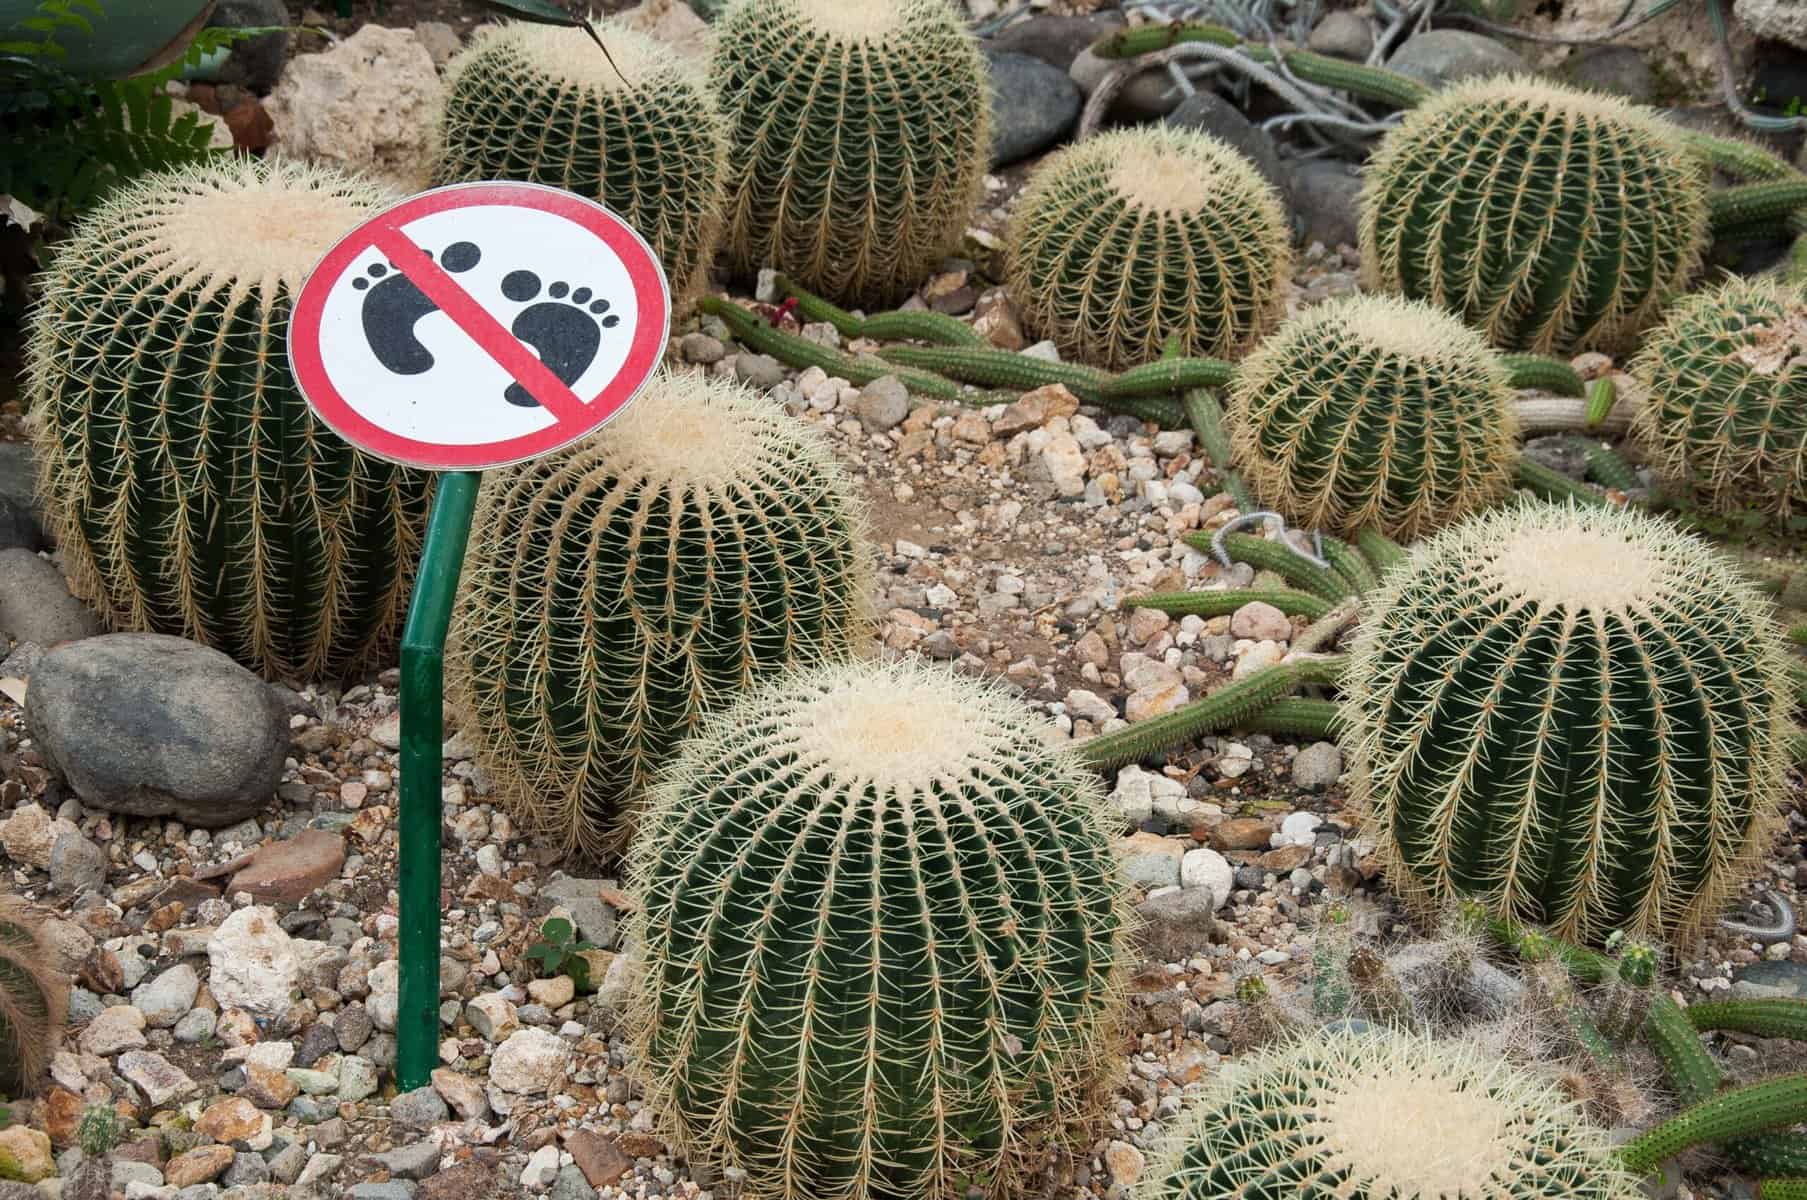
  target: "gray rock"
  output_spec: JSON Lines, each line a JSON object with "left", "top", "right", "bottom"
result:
{"left": 413, "top": 20, "right": 462, "bottom": 66}
{"left": 1731, "top": 960, "right": 1807, "bottom": 999}
{"left": 389, "top": 1086, "right": 449, "bottom": 1129}
{"left": 855, "top": 376, "right": 912, "bottom": 434}
{"left": 1070, "top": 46, "right": 1184, "bottom": 119}
{"left": 1291, "top": 742, "right": 1344, "bottom": 792}
{"left": 48, "top": 829, "right": 106, "bottom": 895}
{"left": 0, "top": 443, "right": 45, "bottom": 553}
{"left": 174, "top": 1007, "right": 217, "bottom": 1043}
{"left": 1563, "top": 45, "right": 1655, "bottom": 103}
{"left": 732, "top": 353, "right": 786, "bottom": 390}
{"left": 1165, "top": 91, "right": 1289, "bottom": 203}
{"left": 550, "top": 1163, "right": 599, "bottom": 1200}
{"left": 540, "top": 875, "right": 619, "bottom": 949}
{"left": 1387, "top": 30, "right": 1524, "bottom": 88}
{"left": 224, "top": 1151, "right": 270, "bottom": 1187}
{"left": 986, "top": 50, "right": 1080, "bottom": 167}
{"left": 370, "top": 1140, "right": 440, "bottom": 1180}
{"left": 1289, "top": 159, "right": 1361, "bottom": 249}
{"left": 679, "top": 332, "right": 724, "bottom": 365}
{"left": 348, "top": 1185, "right": 416, "bottom": 1200}
{"left": 25, "top": 633, "right": 287, "bottom": 827}
{"left": 131, "top": 963, "right": 201, "bottom": 1028}
{"left": 335, "top": 1002, "right": 373, "bottom": 1052}
{"left": 201, "top": 0, "right": 291, "bottom": 92}
{"left": 1134, "top": 889, "right": 1222, "bottom": 962}
{"left": 1521, "top": 434, "right": 1589, "bottom": 480}
{"left": 266, "top": 1141, "right": 307, "bottom": 1185}
{"left": 294, "top": 1021, "right": 339, "bottom": 1067}
{"left": 1737, "top": 0, "right": 1807, "bottom": 52}
{"left": 1307, "top": 10, "right": 1373, "bottom": 61}
{"left": 114, "top": 1161, "right": 166, "bottom": 1190}
{"left": 0, "top": 640, "right": 41, "bottom": 680}
{"left": 0, "top": 548, "right": 101, "bottom": 648}
{"left": 989, "top": 12, "right": 1126, "bottom": 70}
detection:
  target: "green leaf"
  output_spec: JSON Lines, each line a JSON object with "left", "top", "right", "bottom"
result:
{"left": 566, "top": 958, "right": 592, "bottom": 992}
{"left": 538, "top": 917, "right": 574, "bottom": 945}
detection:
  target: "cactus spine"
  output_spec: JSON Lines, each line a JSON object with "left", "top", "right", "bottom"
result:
{"left": 628, "top": 657, "right": 1128, "bottom": 1200}
{"left": 1008, "top": 126, "right": 1291, "bottom": 370}
{"left": 448, "top": 369, "right": 869, "bottom": 857}
{"left": 1346, "top": 503, "right": 1791, "bottom": 945}
{"left": 432, "top": 21, "right": 726, "bottom": 302}
{"left": 24, "top": 157, "right": 431, "bottom": 681}
{"left": 1144, "top": 1028, "right": 1645, "bottom": 1200}
{"left": 0, "top": 896, "right": 67, "bottom": 1098}
{"left": 1629, "top": 276, "right": 1807, "bottom": 523}
{"left": 1360, "top": 77, "right": 1709, "bottom": 355}
{"left": 1228, "top": 295, "right": 1521, "bottom": 539}
{"left": 711, "top": 0, "right": 989, "bottom": 306}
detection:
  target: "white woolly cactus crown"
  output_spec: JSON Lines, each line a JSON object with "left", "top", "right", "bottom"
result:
{"left": 1141, "top": 1028, "right": 1646, "bottom": 1200}
{"left": 626, "top": 655, "right": 1131, "bottom": 1200}
{"left": 1345, "top": 502, "right": 1791, "bottom": 945}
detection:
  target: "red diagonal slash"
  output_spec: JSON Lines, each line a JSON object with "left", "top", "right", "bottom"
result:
{"left": 368, "top": 224, "right": 589, "bottom": 424}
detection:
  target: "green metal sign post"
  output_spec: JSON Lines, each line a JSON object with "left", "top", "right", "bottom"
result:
{"left": 395, "top": 470, "right": 480, "bottom": 1092}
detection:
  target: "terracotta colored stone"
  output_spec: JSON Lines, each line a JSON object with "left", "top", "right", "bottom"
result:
{"left": 241, "top": 1062, "right": 299, "bottom": 1109}
{"left": 615, "top": 1132, "right": 664, "bottom": 1159}
{"left": 113, "top": 1134, "right": 164, "bottom": 1166}
{"left": 418, "top": 1161, "right": 499, "bottom": 1200}
{"left": 228, "top": 830, "right": 346, "bottom": 904}
{"left": 565, "top": 1129, "right": 632, "bottom": 1187}
{"left": 41, "top": 1086, "right": 81, "bottom": 1148}
{"left": 184, "top": 82, "right": 221, "bottom": 113}
{"left": 1259, "top": 844, "right": 1312, "bottom": 872}
{"left": 222, "top": 100, "right": 274, "bottom": 151}
{"left": 77, "top": 946, "right": 123, "bottom": 995}
{"left": 165, "top": 1144, "right": 235, "bottom": 1187}
{"left": 151, "top": 876, "right": 221, "bottom": 909}
{"left": 196, "top": 1095, "right": 265, "bottom": 1144}
{"left": 1207, "top": 817, "right": 1272, "bottom": 852}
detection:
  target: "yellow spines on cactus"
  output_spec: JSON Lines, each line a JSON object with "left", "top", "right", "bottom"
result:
{"left": 1629, "top": 275, "right": 1807, "bottom": 524}
{"left": 447, "top": 368, "right": 871, "bottom": 858}
{"left": 1008, "top": 126, "right": 1292, "bottom": 370}
{"left": 0, "top": 895, "right": 66, "bottom": 1098}
{"left": 1228, "top": 294, "right": 1520, "bottom": 539}
{"left": 24, "top": 157, "right": 432, "bottom": 682}
{"left": 711, "top": 0, "right": 990, "bottom": 307}
{"left": 1360, "top": 76, "right": 1709, "bottom": 355}
{"left": 432, "top": 20, "right": 726, "bottom": 303}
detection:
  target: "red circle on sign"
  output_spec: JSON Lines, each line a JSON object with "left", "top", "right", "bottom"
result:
{"left": 288, "top": 182, "right": 670, "bottom": 471}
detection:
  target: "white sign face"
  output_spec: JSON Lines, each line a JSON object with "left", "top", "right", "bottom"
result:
{"left": 289, "top": 182, "right": 671, "bottom": 472}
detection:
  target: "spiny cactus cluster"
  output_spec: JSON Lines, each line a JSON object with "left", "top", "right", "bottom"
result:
{"left": 1228, "top": 294, "right": 1520, "bottom": 539}
{"left": 24, "top": 157, "right": 432, "bottom": 682}
{"left": 712, "top": 0, "right": 990, "bottom": 306}
{"left": 1144, "top": 1028, "right": 1645, "bottom": 1200}
{"left": 448, "top": 369, "right": 869, "bottom": 858}
{"left": 1346, "top": 503, "right": 1791, "bottom": 946}
{"left": 627, "top": 657, "right": 1128, "bottom": 1200}
{"left": 0, "top": 895, "right": 67, "bottom": 1098}
{"left": 432, "top": 20, "right": 726, "bottom": 302}
{"left": 1361, "top": 76, "right": 1709, "bottom": 355}
{"left": 1008, "top": 126, "right": 1291, "bottom": 370}
{"left": 1630, "top": 276, "right": 1807, "bottom": 523}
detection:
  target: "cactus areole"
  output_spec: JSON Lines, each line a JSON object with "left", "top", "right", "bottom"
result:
{"left": 286, "top": 180, "right": 674, "bottom": 1097}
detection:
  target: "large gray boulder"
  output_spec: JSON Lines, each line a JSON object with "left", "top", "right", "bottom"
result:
{"left": 1165, "top": 91, "right": 1290, "bottom": 205}
{"left": 1387, "top": 29, "right": 1524, "bottom": 88}
{"left": 0, "top": 548, "right": 101, "bottom": 648}
{"left": 25, "top": 634, "right": 287, "bottom": 827}
{"left": 987, "top": 50, "right": 1081, "bottom": 167}
{"left": 989, "top": 12, "right": 1125, "bottom": 71}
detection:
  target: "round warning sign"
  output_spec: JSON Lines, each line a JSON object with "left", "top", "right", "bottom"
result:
{"left": 289, "top": 181, "right": 670, "bottom": 471}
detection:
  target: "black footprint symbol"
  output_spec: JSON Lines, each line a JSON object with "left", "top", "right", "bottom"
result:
{"left": 355, "top": 241, "right": 482, "bottom": 376}
{"left": 498, "top": 270, "right": 620, "bottom": 409}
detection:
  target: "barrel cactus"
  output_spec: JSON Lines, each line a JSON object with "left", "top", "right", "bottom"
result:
{"left": 24, "top": 157, "right": 431, "bottom": 682}
{"left": 627, "top": 656, "right": 1128, "bottom": 1200}
{"left": 1629, "top": 276, "right": 1807, "bottom": 523}
{"left": 448, "top": 369, "right": 870, "bottom": 858}
{"left": 1360, "top": 76, "right": 1709, "bottom": 355}
{"left": 1009, "top": 126, "right": 1291, "bottom": 370}
{"left": 1144, "top": 1028, "right": 1644, "bottom": 1200}
{"left": 0, "top": 896, "right": 66, "bottom": 1098}
{"left": 712, "top": 0, "right": 990, "bottom": 307}
{"left": 1346, "top": 503, "right": 1790, "bottom": 946}
{"left": 1228, "top": 294, "right": 1520, "bottom": 539}
{"left": 432, "top": 20, "right": 726, "bottom": 301}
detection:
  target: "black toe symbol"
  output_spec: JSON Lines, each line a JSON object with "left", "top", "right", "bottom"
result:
{"left": 356, "top": 242, "right": 481, "bottom": 377}
{"left": 499, "top": 271, "right": 621, "bottom": 409}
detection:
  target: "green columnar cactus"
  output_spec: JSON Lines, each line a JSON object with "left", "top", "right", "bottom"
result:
{"left": 24, "top": 157, "right": 431, "bottom": 681}
{"left": 448, "top": 369, "right": 869, "bottom": 858}
{"left": 627, "top": 657, "right": 1128, "bottom": 1200}
{"left": 1360, "top": 76, "right": 1710, "bottom": 355}
{"left": 1599, "top": 936, "right": 1659, "bottom": 1044}
{"left": 1008, "top": 127, "right": 1291, "bottom": 370}
{"left": 1228, "top": 295, "right": 1521, "bottom": 539}
{"left": 1629, "top": 276, "right": 1807, "bottom": 523}
{"left": 1144, "top": 1029, "right": 1645, "bottom": 1200}
{"left": 432, "top": 21, "right": 726, "bottom": 302}
{"left": 0, "top": 896, "right": 67, "bottom": 1098}
{"left": 711, "top": 0, "right": 990, "bottom": 307}
{"left": 1347, "top": 503, "right": 1792, "bottom": 945}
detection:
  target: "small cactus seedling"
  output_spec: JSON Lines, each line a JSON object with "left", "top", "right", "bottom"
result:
{"left": 25, "top": 157, "right": 432, "bottom": 681}
{"left": 1629, "top": 276, "right": 1807, "bottom": 524}
{"left": 1361, "top": 76, "right": 1709, "bottom": 355}
{"left": 433, "top": 21, "right": 726, "bottom": 302}
{"left": 1008, "top": 126, "right": 1291, "bottom": 370}
{"left": 0, "top": 897, "right": 66, "bottom": 1098}
{"left": 1143, "top": 1028, "right": 1645, "bottom": 1199}
{"left": 627, "top": 657, "right": 1129, "bottom": 1200}
{"left": 1228, "top": 294, "right": 1521, "bottom": 538}
{"left": 1347, "top": 503, "right": 1792, "bottom": 946}
{"left": 448, "top": 369, "right": 869, "bottom": 857}
{"left": 711, "top": 0, "right": 990, "bottom": 306}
